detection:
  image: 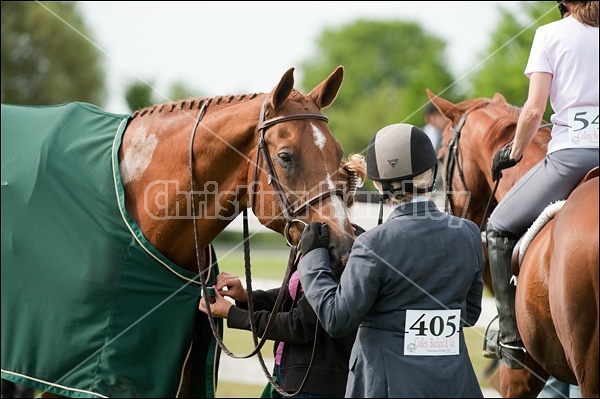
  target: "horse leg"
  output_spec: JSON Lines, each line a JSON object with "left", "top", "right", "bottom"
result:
{"left": 499, "top": 355, "right": 548, "bottom": 398}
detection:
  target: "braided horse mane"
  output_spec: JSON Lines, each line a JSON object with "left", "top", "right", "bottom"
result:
{"left": 131, "top": 88, "right": 312, "bottom": 119}
{"left": 131, "top": 92, "right": 262, "bottom": 119}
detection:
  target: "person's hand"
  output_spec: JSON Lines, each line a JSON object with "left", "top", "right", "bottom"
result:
{"left": 199, "top": 286, "right": 233, "bottom": 318}
{"left": 491, "top": 146, "right": 521, "bottom": 181}
{"left": 300, "top": 222, "right": 330, "bottom": 255}
{"left": 215, "top": 272, "right": 247, "bottom": 302}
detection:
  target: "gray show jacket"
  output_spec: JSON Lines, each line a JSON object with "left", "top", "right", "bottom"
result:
{"left": 298, "top": 200, "right": 485, "bottom": 398}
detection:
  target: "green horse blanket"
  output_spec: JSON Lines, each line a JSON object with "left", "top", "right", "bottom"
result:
{"left": 1, "top": 103, "right": 221, "bottom": 398}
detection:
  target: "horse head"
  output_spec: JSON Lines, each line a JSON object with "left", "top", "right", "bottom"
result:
{"left": 120, "top": 66, "right": 361, "bottom": 273}
{"left": 426, "top": 90, "right": 549, "bottom": 224}
{"left": 249, "top": 66, "right": 360, "bottom": 274}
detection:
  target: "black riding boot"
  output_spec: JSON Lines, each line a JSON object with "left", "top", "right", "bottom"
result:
{"left": 483, "top": 224, "right": 526, "bottom": 369}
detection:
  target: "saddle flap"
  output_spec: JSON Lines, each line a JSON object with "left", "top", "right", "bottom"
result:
{"left": 511, "top": 237, "right": 524, "bottom": 277}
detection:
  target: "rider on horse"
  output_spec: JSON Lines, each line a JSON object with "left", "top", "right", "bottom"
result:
{"left": 483, "top": 0, "right": 599, "bottom": 369}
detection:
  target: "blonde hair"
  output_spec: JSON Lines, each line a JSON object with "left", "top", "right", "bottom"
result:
{"left": 373, "top": 169, "right": 434, "bottom": 205}
{"left": 342, "top": 153, "right": 367, "bottom": 186}
{"left": 569, "top": 1, "right": 599, "bottom": 27}
{"left": 341, "top": 153, "right": 366, "bottom": 208}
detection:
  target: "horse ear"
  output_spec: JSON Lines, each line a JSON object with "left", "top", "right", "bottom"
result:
{"left": 492, "top": 92, "right": 507, "bottom": 104}
{"left": 426, "top": 89, "right": 461, "bottom": 125}
{"left": 269, "top": 67, "right": 296, "bottom": 112}
{"left": 309, "top": 65, "right": 344, "bottom": 109}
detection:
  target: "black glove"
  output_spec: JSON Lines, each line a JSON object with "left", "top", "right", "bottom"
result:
{"left": 491, "top": 146, "right": 521, "bottom": 182}
{"left": 300, "top": 222, "right": 330, "bottom": 255}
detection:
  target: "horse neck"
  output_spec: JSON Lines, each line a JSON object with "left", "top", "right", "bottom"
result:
{"left": 119, "top": 98, "right": 261, "bottom": 271}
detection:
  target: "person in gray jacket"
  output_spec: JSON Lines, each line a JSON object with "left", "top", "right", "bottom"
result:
{"left": 297, "top": 123, "right": 485, "bottom": 398}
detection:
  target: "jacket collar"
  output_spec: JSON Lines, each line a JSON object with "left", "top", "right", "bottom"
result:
{"left": 387, "top": 199, "right": 439, "bottom": 221}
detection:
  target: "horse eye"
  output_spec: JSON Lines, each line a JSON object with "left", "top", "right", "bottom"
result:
{"left": 277, "top": 151, "right": 294, "bottom": 168}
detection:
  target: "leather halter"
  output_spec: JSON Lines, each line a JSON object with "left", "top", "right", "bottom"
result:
{"left": 251, "top": 95, "right": 345, "bottom": 245}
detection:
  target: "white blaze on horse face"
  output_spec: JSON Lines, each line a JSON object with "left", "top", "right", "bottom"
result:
{"left": 312, "top": 123, "right": 326, "bottom": 150}
{"left": 312, "top": 123, "right": 348, "bottom": 232}
{"left": 120, "top": 128, "right": 159, "bottom": 184}
{"left": 325, "top": 174, "right": 348, "bottom": 231}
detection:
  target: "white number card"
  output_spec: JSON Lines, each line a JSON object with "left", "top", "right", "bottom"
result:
{"left": 404, "top": 309, "right": 460, "bottom": 356}
{"left": 568, "top": 106, "right": 599, "bottom": 147}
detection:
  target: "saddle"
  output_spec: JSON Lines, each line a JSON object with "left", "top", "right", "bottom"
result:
{"left": 511, "top": 166, "right": 599, "bottom": 277}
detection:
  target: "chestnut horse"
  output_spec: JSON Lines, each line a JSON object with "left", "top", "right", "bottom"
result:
{"left": 428, "top": 90, "right": 599, "bottom": 398}
{"left": 1, "top": 66, "right": 358, "bottom": 398}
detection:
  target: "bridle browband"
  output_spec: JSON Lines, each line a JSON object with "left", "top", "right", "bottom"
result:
{"left": 189, "top": 95, "right": 347, "bottom": 397}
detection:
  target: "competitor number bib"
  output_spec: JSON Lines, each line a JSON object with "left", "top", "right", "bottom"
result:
{"left": 568, "top": 106, "right": 599, "bottom": 147}
{"left": 404, "top": 309, "right": 460, "bottom": 356}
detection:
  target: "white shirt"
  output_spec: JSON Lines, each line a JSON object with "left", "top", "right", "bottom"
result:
{"left": 525, "top": 15, "right": 599, "bottom": 153}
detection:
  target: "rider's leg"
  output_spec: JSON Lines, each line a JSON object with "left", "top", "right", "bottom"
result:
{"left": 482, "top": 148, "right": 598, "bottom": 369}
{"left": 483, "top": 222, "right": 526, "bottom": 369}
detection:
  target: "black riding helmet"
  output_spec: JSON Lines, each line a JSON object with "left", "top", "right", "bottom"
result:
{"left": 367, "top": 123, "right": 437, "bottom": 185}
{"left": 366, "top": 123, "right": 438, "bottom": 224}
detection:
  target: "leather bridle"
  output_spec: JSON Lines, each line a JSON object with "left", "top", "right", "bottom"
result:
{"left": 444, "top": 106, "right": 482, "bottom": 216}
{"left": 189, "top": 96, "right": 352, "bottom": 396}
{"left": 444, "top": 104, "right": 553, "bottom": 231}
{"left": 251, "top": 95, "right": 347, "bottom": 246}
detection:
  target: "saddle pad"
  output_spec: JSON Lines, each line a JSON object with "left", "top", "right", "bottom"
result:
{"left": 1, "top": 103, "right": 221, "bottom": 398}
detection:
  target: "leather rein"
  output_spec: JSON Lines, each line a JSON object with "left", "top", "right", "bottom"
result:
{"left": 189, "top": 96, "right": 347, "bottom": 396}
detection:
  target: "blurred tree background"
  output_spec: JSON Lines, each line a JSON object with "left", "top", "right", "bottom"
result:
{"left": 1, "top": 2, "right": 559, "bottom": 141}
{"left": 1, "top": 1, "right": 105, "bottom": 105}
{"left": 300, "top": 2, "right": 559, "bottom": 159}
{"left": 124, "top": 79, "right": 201, "bottom": 112}
{"left": 300, "top": 19, "right": 459, "bottom": 156}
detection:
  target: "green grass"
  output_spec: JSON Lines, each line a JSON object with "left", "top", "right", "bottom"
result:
{"left": 216, "top": 380, "right": 266, "bottom": 398}
{"left": 212, "top": 243, "right": 292, "bottom": 281}
{"left": 465, "top": 327, "right": 498, "bottom": 390}
{"left": 219, "top": 325, "right": 275, "bottom": 357}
